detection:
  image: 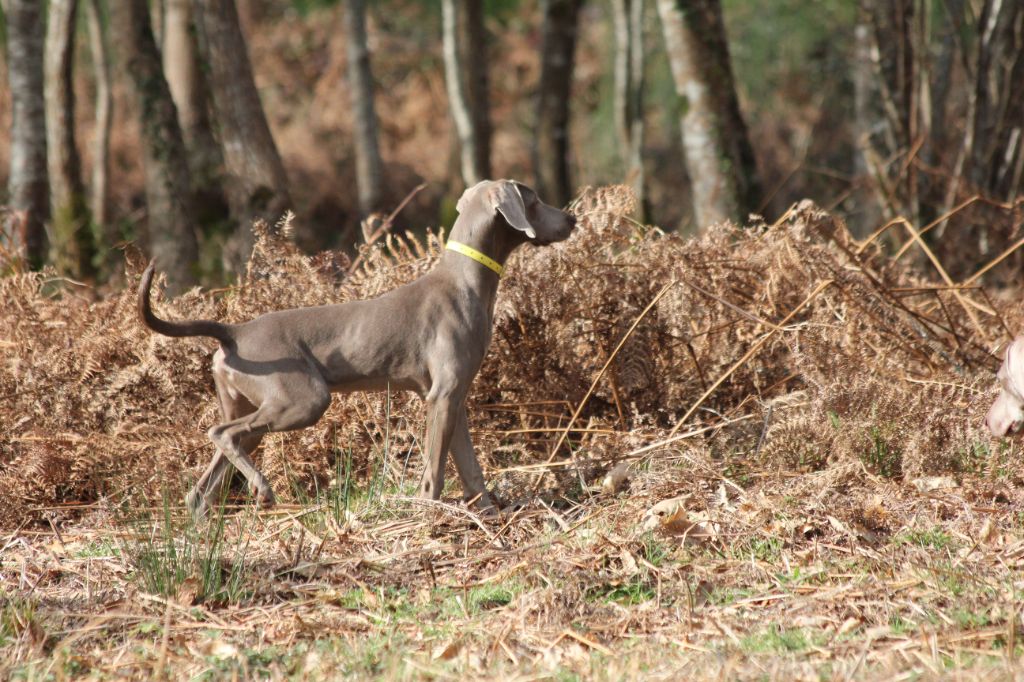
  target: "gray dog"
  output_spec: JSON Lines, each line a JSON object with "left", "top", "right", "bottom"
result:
{"left": 987, "top": 335, "right": 1024, "bottom": 438}
{"left": 139, "top": 179, "right": 577, "bottom": 518}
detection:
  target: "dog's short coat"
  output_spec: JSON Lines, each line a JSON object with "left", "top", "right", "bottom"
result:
{"left": 139, "top": 180, "right": 577, "bottom": 517}
{"left": 987, "top": 336, "right": 1024, "bottom": 438}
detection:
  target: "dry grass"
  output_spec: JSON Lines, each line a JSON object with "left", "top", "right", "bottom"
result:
{"left": 3, "top": 188, "right": 1024, "bottom": 679}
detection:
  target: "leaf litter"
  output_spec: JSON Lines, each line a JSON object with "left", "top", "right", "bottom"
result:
{"left": 2, "top": 187, "right": 1024, "bottom": 678}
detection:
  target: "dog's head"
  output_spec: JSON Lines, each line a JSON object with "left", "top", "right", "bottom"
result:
{"left": 987, "top": 336, "right": 1024, "bottom": 437}
{"left": 456, "top": 179, "right": 576, "bottom": 246}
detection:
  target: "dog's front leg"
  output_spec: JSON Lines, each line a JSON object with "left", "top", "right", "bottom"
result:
{"left": 419, "top": 394, "right": 461, "bottom": 500}
{"left": 449, "top": 406, "right": 495, "bottom": 510}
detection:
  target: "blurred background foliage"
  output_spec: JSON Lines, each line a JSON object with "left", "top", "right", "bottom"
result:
{"left": 0, "top": 0, "right": 1021, "bottom": 286}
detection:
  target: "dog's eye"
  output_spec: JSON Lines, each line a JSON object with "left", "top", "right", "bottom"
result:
{"left": 1002, "top": 376, "right": 1024, "bottom": 400}
{"left": 515, "top": 183, "right": 538, "bottom": 205}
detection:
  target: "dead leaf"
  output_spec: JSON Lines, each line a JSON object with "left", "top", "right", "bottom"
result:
{"left": 176, "top": 577, "right": 201, "bottom": 606}
{"left": 715, "top": 482, "right": 734, "bottom": 510}
{"left": 694, "top": 580, "right": 714, "bottom": 607}
{"left": 619, "top": 547, "right": 639, "bottom": 575}
{"left": 602, "top": 462, "right": 631, "bottom": 494}
{"left": 641, "top": 497, "right": 688, "bottom": 532}
{"left": 827, "top": 515, "right": 877, "bottom": 543}
{"left": 979, "top": 518, "right": 996, "bottom": 544}
{"left": 910, "top": 476, "right": 958, "bottom": 493}
{"left": 827, "top": 515, "right": 855, "bottom": 538}
{"left": 660, "top": 506, "right": 693, "bottom": 535}
{"left": 432, "top": 638, "right": 462, "bottom": 661}
{"left": 201, "top": 639, "right": 239, "bottom": 659}
{"left": 681, "top": 520, "right": 717, "bottom": 547}
{"left": 642, "top": 499, "right": 717, "bottom": 546}
{"left": 838, "top": 617, "right": 861, "bottom": 635}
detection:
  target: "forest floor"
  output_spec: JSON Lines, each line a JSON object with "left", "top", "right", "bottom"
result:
{"left": 3, "top": 191, "right": 1024, "bottom": 680}
{"left": 4, "top": 472, "right": 1024, "bottom": 681}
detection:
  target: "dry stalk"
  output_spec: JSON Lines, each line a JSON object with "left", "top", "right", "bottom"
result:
{"left": 530, "top": 280, "right": 677, "bottom": 489}
{"left": 666, "top": 279, "right": 834, "bottom": 438}
{"left": 963, "top": 233, "right": 1024, "bottom": 286}
{"left": 896, "top": 217, "right": 985, "bottom": 338}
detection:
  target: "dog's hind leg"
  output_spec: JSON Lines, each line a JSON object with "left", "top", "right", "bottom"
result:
{"left": 186, "top": 374, "right": 262, "bottom": 519}
{"left": 206, "top": 373, "right": 332, "bottom": 508}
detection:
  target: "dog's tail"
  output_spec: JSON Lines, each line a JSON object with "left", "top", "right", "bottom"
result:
{"left": 138, "top": 261, "right": 235, "bottom": 344}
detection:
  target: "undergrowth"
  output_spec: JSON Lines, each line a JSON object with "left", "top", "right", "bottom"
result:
{"left": 3, "top": 186, "right": 1024, "bottom": 678}
{"left": 2, "top": 187, "right": 1018, "bottom": 527}
{"left": 115, "top": 491, "right": 255, "bottom": 606}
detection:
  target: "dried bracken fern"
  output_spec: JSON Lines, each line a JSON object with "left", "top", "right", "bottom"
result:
{"left": 0, "top": 188, "right": 1020, "bottom": 527}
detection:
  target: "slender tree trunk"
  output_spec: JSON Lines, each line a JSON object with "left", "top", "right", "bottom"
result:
{"left": 613, "top": 0, "right": 646, "bottom": 212}
{"left": 46, "top": 0, "right": 96, "bottom": 279}
{"left": 442, "top": 0, "right": 491, "bottom": 186}
{"left": 192, "top": 0, "right": 293, "bottom": 273}
{"left": 163, "top": 0, "right": 222, "bottom": 188}
{"left": 865, "top": 0, "right": 918, "bottom": 222}
{"left": 533, "top": 0, "right": 581, "bottom": 207}
{"left": 150, "top": 0, "right": 165, "bottom": 49}
{"left": 854, "top": 0, "right": 1022, "bottom": 258}
{"left": 343, "top": 0, "right": 384, "bottom": 218}
{"left": 110, "top": 0, "right": 200, "bottom": 293}
{"left": 4, "top": 0, "right": 50, "bottom": 268}
{"left": 971, "top": 1, "right": 1024, "bottom": 196}
{"left": 995, "top": 43, "right": 1024, "bottom": 201}
{"left": 919, "top": 0, "right": 960, "bottom": 227}
{"left": 852, "top": 18, "right": 886, "bottom": 232}
{"left": 86, "top": 0, "right": 114, "bottom": 271}
{"left": 657, "top": 0, "right": 760, "bottom": 228}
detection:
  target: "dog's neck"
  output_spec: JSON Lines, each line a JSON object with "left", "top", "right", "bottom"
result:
{"left": 440, "top": 210, "right": 525, "bottom": 300}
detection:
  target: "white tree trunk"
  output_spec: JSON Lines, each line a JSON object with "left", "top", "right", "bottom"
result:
{"left": 657, "top": 0, "right": 759, "bottom": 228}
{"left": 86, "top": 0, "right": 112, "bottom": 233}
{"left": 613, "top": 0, "right": 646, "bottom": 211}
{"left": 442, "top": 0, "right": 491, "bottom": 187}
{"left": 164, "top": 0, "right": 222, "bottom": 183}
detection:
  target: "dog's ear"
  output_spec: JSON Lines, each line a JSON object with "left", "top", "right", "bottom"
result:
{"left": 1007, "top": 336, "right": 1024, "bottom": 395}
{"left": 456, "top": 180, "right": 490, "bottom": 215}
{"left": 491, "top": 181, "right": 536, "bottom": 239}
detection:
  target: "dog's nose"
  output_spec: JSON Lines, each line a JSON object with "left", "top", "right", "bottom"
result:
{"left": 567, "top": 214, "right": 578, "bottom": 228}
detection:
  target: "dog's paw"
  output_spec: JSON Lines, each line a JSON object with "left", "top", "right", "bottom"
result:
{"left": 252, "top": 483, "right": 276, "bottom": 508}
{"left": 465, "top": 492, "right": 500, "bottom": 517}
{"left": 186, "top": 489, "right": 210, "bottom": 521}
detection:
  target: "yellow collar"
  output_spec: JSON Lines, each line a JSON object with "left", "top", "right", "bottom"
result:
{"left": 445, "top": 240, "right": 504, "bottom": 277}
